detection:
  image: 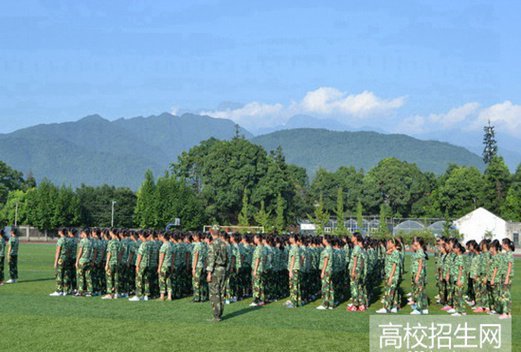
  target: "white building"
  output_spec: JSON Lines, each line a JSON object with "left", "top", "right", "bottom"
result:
{"left": 454, "top": 207, "right": 511, "bottom": 244}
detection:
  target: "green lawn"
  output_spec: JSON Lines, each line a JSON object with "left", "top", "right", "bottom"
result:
{"left": 0, "top": 244, "right": 519, "bottom": 352}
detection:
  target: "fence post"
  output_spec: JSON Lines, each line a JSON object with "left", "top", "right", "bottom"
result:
{"left": 26, "top": 226, "right": 29, "bottom": 242}
{"left": 45, "top": 229, "right": 48, "bottom": 242}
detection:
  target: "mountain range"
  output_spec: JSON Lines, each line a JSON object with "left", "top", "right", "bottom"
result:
{"left": 0, "top": 113, "right": 499, "bottom": 189}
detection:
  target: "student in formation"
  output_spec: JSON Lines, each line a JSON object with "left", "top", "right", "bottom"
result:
{"left": 75, "top": 228, "right": 94, "bottom": 296}
{"left": 130, "top": 231, "right": 151, "bottom": 301}
{"left": 192, "top": 232, "right": 208, "bottom": 302}
{"left": 376, "top": 238, "right": 401, "bottom": 314}
{"left": 284, "top": 234, "right": 301, "bottom": 308}
{"left": 158, "top": 232, "right": 173, "bottom": 301}
{"left": 316, "top": 236, "right": 334, "bottom": 310}
{"left": 347, "top": 233, "right": 367, "bottom": 312}
{"left": 102, "top": 229, "right": 121, "bottom": 299}
{"left": 410, "top": 237, "right": 429, "bottom": 315}
{"left": 446, "top": 243, "right": 466, "bottom": 316}
{"left": 487, "top": 240, "right": 502, "bottom": 315}
{"left": 250, "top": 234, "right": 266, "bottom": 307}
{"left": 473, "top": 240, "right": 490, "bottom": 313}
{"left": 497, "top": 238, "right": 514, "bottom": 320}
{"left": 6, "top": 227, "right": 19, "bottom": 284}
{"left": 0, "top": 229, "right": 6, "bottom": 286}
{"left": 50, "top": 228, "right": 70, "bottom": 296}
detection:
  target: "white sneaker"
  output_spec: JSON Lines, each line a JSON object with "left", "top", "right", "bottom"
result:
{"left": 488, "top": 310, "right": 497, "bottom": 315}
{"left": 249, "top": 302, "right": 258, "bottom": 307}
{"left": 6, "top": 279, "right": 15, "bottom": 284}
{"left": 143, "top": 296, "right": 149, "bottom": 301}
{"left": 406, "top": 292, "right": 412, "bottom": 298}
{"left": 101, "top": 295, "right": 113, "bottom": 300}
{"left": 376, "top": 308, "right": 388, "bottom": 314}
{"left": 410, "top": 310, "right": 421, "bottom": 315}
{"left": 390, "top": 308, "right": 398, "bottom": 314}
{"left": 49, "top": 291, "right": 62, "bottom": 297}
{"left": 422, "top": 309, "right": 429, "bottom": 315}
{"left": 316, "top": 305, "right": 327, "bottom": 310}
{"left": 129, "top": 296, "right": 141, "bottom": 302}
{"left": 225, "top": 299, "right": 230, "bottom": 305}
{"left": 451, "top": 313, "right": 462, "bottom": 317}
{"left": 447, "top": 309, "right": 456, "bottom": 314}
{"left": 328, "top": 306, "right": 334, "bottom": 310}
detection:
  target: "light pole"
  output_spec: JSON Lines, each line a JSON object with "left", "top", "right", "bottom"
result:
{"left": 111, "top": 200, "right": 117, "bottom": 227}
{"left": 14, "top": 202, "right": 19, "bottom": 227}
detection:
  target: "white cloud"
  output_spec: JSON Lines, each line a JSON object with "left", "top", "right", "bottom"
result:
{"left": 200, "top": 87, "right": 405, "bottom": 130}
{"left": 475, "top": 101, "right": 521, "bottom": 131}
{"left": 300, "top": 88, "right": 405, "bottom": 117}
{"left": 395, "top": 101, "right": 521, "bottom": 138}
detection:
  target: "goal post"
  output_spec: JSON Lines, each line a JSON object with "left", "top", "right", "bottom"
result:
{"left": 203, "top": 225, "right": 264, "bottom": 234}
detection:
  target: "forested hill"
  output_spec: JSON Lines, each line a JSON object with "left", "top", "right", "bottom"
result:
{"left": 0, "top": 114, "right": 484, "bottom": 189}
{"left": 251, "top": 128, "right": 484, "bottom": 175}
{"left": 0, "top": 113, "right": 250, "bottom": 189}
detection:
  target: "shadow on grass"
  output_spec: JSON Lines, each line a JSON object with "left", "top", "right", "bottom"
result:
{"left": 223, "top": 305, "right": 262, "bottom": 321}
{"left": 17, "top": 277, "right": 54, "bottom": 283}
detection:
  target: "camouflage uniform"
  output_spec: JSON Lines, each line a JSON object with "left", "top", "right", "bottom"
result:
{"left": 320, "top": 245, "right": 334, "bottom": 308}
{"left": 8, "top": 236, "right": 19, "bottom": 280}
{"left": 77, "top": 237, "right": 93, "bottom": 294}
{"left": 444, "top": 252, "right": 456, "bottom": 307}
{"left": 470, "top": 252, "right": 486, "bottom": 308}
{"left": 136, "top": 240, "right": 151, "bottom": 297}
{"left": 497, "top": 251, "right": 514, "bottom": 314}
{"left": 225, "top": 243, "right": 238, "bottom": 301}
{"left": 240, "top": 243, "right": 252, "bottom": 298}
{"left": 68, "top": 236, "right": 78, "bottom": 291}
{"left": 411, "top": 249, "right": 428, "bottom": 311}
{"left": 288, "top": 244, "right": 301, "bottom": 306}
{"left": 383, "top": 249, "right": 401, "bottom": 310}
{"left": 55, "top": 236, "right": 70, "bottom": 293}
{"left": 252, "top": 244, "right": 266, "bottom": 303}
{"left": 349, "top": 245, "right": 367, "bottom": 307}
{"left": 453, "top": 253, "right": 467, "bottom": 313}
{"left": 159, "top": 241, "right": 173, "bottom": 296}
{"left": 207, "top": 237, "right": 229, "bottom": 321}
{"left": 192, "top": 241, "right": 208, "bottom": 301}
{"left": 105, "top": 238, "right": 121, "bottom": 295}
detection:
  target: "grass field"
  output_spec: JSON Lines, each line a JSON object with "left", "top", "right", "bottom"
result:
{"left": 0, "top": 244, "right": 519, "bottom": 352}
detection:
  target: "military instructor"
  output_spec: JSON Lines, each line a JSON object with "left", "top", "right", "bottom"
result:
{"left": 206, "top": 226, "right": 229, "bottom": 322}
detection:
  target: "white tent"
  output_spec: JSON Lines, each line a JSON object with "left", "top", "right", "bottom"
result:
{"left": 453, "top": 207, "right": 510, "bottom": 244}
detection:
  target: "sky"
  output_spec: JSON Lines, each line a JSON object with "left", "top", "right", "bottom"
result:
{"left": 1, "top": 1, "right": 520, "bottom": 148}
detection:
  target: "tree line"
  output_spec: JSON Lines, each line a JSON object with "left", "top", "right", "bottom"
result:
{"left": 0, "top": 133, "right": 519, "bottom": 233}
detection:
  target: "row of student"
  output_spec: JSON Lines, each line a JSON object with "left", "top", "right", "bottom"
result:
{"left": 432, "top": 237, "right": 514, "bottom": 319}
{"left": 0, "top": 228, "right": 19, "bottom": 285}
{"left": 48, "top": 228, "right": 514, "bottom": 319}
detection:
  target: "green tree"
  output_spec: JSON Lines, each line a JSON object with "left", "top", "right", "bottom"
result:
{"left": 26, "top": 179, "right": 58, "bottom": 232}
{"left": 0, "top": 189, "right": 30, "bottom": 226}
{"left": 254, "top": 200, "right": 272, "bottom": 232}
{"left": 334, "top": 187, "right": 347, "bottom": 235}
{"left": 434, "top": 166, "right": 484, "bottom": 218}
{"left": 362, "top": 158, "right": 431, "bottom": 217}
{"left": 134, "top": 169, "right": 157, "bottom": 228}
{"left": 275, "top": 193, "right": 285, "bottom": 233}
{"left": 77, "top": 184, "right": 136, "bottom": 228}
{"left": 52, "top": 185, "right": 81, "bottom": 228}
{"left": 482, "top": 156, "right": 511, "bottom": 215}
{"left": 377, "top": 203, "right": 391, "bottom": 236}
{"left": 482, "top": 120, "right": 498, "bottom": 165}
{"left": 238, "top": 189, "right": 250, "bottom": 227}
{"left": 0, "top": 160, "right": 25, "bottom": 206}
{"left": 309, "top": 193, "right": 330, "bottom": 235}
{"left": 502, "top": 164, "right": 521, "bottom": 221}
{"left": 153, "top": 173, "right": 205, "bottom": 230}
{"left": 173, "top": 138, "right": 303, "bottom": 225}
{"left": 356, "top": 199, "right": 364, "bottom": 231}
